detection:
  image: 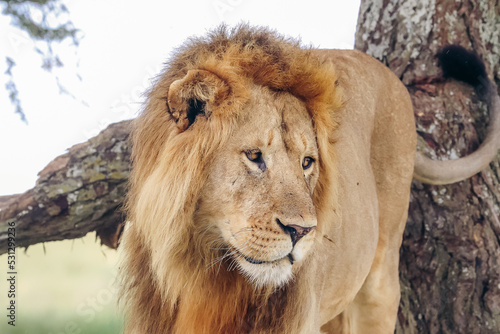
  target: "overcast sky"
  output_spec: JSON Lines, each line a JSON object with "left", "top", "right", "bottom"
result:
{"left": 0, "top": 0, "right": 361, "bottom": 196}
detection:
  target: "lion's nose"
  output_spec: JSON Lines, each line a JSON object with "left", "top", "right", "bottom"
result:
{"left": 276, "top": 219, "right": 316, "bottom": 246}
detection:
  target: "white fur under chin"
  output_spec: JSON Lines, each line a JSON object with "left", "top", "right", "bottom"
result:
{"left": 234, "top": 235, "right": 314, "bottom": 288}
{"left": 237, "top": 257, "right": 294, "bottom": 288}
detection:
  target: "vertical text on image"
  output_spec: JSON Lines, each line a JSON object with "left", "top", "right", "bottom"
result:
{"left": 6, "top": 220, "right": 16, "bottom": 327}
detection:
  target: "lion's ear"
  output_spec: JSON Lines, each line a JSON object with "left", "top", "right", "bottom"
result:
{"left": 167, "top": 69, "right": 231, "bottom": 131}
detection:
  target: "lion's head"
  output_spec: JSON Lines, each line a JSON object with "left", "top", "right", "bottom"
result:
{"left": 121, "top": 24, "right": 342, "bottom": 332}
{"left": 195, "top": 84, "right": 320, "bottom": 286}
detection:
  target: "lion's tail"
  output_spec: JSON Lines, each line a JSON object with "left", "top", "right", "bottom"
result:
{"left": 413, "top": 45, "right": 500, "bottom": 185}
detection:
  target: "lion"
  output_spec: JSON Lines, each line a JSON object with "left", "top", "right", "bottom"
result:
{"left": 119, "top": 25, "right": 500, "bottom": 333}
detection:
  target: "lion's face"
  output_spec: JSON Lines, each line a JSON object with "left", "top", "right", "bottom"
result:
{"left": 196, "top": 86, "right": 319, "bottom": 287}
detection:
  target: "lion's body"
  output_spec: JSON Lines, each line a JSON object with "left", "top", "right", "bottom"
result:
{"left": 120, "top": 26, "right": 497, "bottom": 333}
{"left": 315, "top": 50, "right": 416, "bottom": 332}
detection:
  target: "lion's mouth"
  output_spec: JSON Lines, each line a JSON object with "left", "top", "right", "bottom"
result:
{"left": 243, "top": 256, "right": 265, "bottom": 265}
{"left": 242, "top": 253, "right": 294, "bottom": 265}
{"left": 232, "top": 248, "right": 297, "bottom": 287}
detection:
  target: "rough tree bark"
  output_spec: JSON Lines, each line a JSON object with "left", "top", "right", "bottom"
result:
{"left": 0, "top": 121, "right": 131, "bottom": 254}
{"left": 356, "top": 0, "right": 500, "bottom": 333}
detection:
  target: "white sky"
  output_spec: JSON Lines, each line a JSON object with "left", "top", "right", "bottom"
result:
{"left": 0, "top": 0, "right": 360, "bottom": 196}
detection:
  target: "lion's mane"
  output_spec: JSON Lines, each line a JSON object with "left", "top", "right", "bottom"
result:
{"left": 120, "top": 25, "right": 343, "bottom": 333}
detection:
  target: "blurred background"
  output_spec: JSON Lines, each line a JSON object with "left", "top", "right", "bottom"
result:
{"left": 0, "top": 0, "right": 360, "bottom": 333}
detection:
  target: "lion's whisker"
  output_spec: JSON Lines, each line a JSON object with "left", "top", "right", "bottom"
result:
{"left": 207, "top": 240, "right": 249, "bottom": 271}
{"left": 207, "top": 237, "right": 258, "bottom": 274}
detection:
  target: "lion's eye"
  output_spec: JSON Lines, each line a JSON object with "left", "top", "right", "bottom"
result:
{"left": 244, "top": 150, "right": 266, "bottom": 171}
{"left": 302, "top": 157, "right": 314, "bottom": 170}
{"left": 246, "top": 150, "right": 262, "bottom": 162}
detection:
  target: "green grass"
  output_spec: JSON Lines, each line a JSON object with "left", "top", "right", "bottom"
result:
{"left": 0, "top": 233, "right": 123, "bottom": 334}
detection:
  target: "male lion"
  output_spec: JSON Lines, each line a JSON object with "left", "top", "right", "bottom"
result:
{"left": 120, "top": 25, "right": 500, "bottom": 333}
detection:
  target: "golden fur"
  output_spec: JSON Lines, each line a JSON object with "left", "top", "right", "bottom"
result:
{"left": 120, "top": 25, "right": 499, "bottom": 333}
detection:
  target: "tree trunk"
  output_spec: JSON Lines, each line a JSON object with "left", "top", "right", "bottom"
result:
{"left": 355, "top": 0, "right": 500, "bottom": 333}
{"left": 0, "top": 121, "right": 131, "bottom": 254}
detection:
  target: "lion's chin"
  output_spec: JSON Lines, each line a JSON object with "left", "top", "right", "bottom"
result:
{"left": 235, "top": 255, "right": 294, "bottom": 288}
{"left": 231, "top": 237, "right": 314, "bottom": 288}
